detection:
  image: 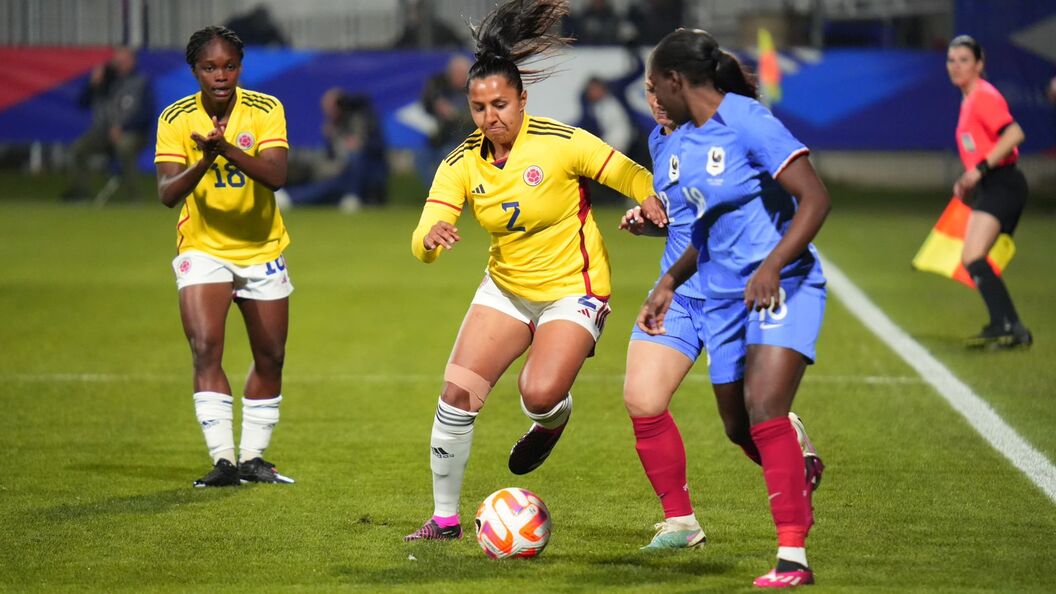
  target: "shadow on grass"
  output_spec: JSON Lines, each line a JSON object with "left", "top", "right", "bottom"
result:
{"left": 71, "top": 462, "right": 199, "bottom": 481}
{"left": 332, "top": 544, "right": 736, "bottom": 588}
{"left": 39, "top": 487, "right": 238, "bottom": 522}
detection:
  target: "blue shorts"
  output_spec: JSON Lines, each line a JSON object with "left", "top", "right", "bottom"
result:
{"left": 629, "top": 292, "right": 707, "bottom": 362}
{"left": 705, "top": 277, "right": 826, "bottom": 384}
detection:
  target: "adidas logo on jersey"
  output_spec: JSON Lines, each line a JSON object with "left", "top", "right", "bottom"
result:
{"left": 472, "top": 184, "right": 486, "bottom": 194}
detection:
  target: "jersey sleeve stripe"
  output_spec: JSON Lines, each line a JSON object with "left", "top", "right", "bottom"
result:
{"left": 160, "top": 97, "right": 195, "bottom": 121}
{"left": 593, "top": 148, "right": 615, "bottom": 180}
{"left": 426, "top": 199, "right": 462, "bottom": 213}
{"left": 258, "top": 138, "right": 288, "bottom": 147}
{"left": 242, "top": 92, "right": 277, "bottom": 106}
{"left": 773, "top": 147, "right": 810, "bottom": 179}
{"left": 155, "top": 152, "right": 187, "bottom": 159}
{"left": 527, "top": 130, "right": 572, "bottom": 139}
{"left": 528, "top": 121, "right": 574, "bottom": 133}
{"left": 165, "top": 105, "right": 197, "bottom": 123}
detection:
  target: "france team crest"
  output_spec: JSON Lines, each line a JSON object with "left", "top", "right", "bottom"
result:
{"left": 668, "top": 154, "right": 680, "bottom": 182}
{"left": 706, "top": 146, "right": 725, "bottom": 176}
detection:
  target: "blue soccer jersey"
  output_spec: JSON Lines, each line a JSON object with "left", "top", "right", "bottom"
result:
{"left": 648, "top": 124, "right": 706, "bottom": 299}
{"left": 679, "top": 93, "right": 822, "bottom": 299}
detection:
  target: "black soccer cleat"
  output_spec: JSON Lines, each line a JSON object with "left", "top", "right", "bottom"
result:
{"left": 193, "top": 459, "right": 240, "bottom": 488}
{"left": 508, "top": 420, "right": 568, "bottom": 475}
{"left": 404, "top": 518, "right": 463, "bottom": 541}
{"left": 238, "top": 457, "right": 295, "bottom": 484}
{"left": 965, "top": 320, "right": 1033, "bottom": 350}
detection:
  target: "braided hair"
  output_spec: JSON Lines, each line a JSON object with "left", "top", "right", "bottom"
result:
{"left": 650, "top": 28, "right": 758, "bottom": 99}
{"left": 185, "top": 25, "right": 244, "bottom": 67}
{"left": 467, "top": 0, "right": 573, "bottom": 93}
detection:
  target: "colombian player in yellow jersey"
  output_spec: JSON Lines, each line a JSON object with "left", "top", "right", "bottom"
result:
{"left": 405, "top": 0, "right": 668, "bottom": 541}
{"left": 155, "top": 26, "right": 294, "bottom": 488}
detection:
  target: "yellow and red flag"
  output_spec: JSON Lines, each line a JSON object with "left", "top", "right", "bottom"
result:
{"left": 758, "top": 28, "right": 781, "bottom": 106}
{"left": 911, "top": 196, "right": 1015, "bottom": 287}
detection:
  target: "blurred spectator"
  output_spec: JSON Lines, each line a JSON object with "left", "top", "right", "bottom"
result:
{"left": 224, "top": 5, "right": 287, "bottom": 47}
{"left": 62, "top": 47, "right": 153, "bottom": 202}
{"left": 1047, "top": 75, "right": 1056, "bottom": 105}
{"left": 565, "top": 0, "right": 625, "bottom": 45}
{"left": 627, "top": 0, "right": 683, "bottom": 45}
{"left": 578, "top": 77, "right": 633, "bottom": 154}
{"left": 576, "top": 49, "right": 653, "bottom": 202}
{"left": 414, "top": 54, "right": 475, "bottom": 186}
{"left": 276, "top": 88, "right": 388, "bottom": 212}
{"left": 394, "top": 0, "right": 464, "bottom": 49}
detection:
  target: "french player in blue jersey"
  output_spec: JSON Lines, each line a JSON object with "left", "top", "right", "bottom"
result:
{"left": 621, "top": 81, "right": 823, "bottom": 554}
{"left": 637, "top": 29, "right": 830, "bottom": 588}
{"left": 617, "top": 82, "right": 708, "bottom": 550}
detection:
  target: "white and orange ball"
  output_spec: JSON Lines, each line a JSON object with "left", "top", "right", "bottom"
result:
{"left": 474, "top": 487, "right": 551, "bottom": 559}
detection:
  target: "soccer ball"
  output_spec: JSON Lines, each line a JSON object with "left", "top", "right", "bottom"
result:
{"left": 474, "top": 487, "right": 551, "bottom": 559}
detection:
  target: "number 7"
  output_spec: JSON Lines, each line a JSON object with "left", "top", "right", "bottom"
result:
{"left": 502, "top": 201, "right": 526, "bottom": 232}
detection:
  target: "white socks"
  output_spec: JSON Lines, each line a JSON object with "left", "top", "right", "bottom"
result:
{"left": 778, "top": 546, "right": 808, "bottom": 568}
{"left": 239, "top": 395, "right": 282, "bottom": 462}
{"left": 667, "top": 513, "right": 701, "bottom": 530}
{"left": 193, "top": 391, "right": 235, "bottom": 464}
{"left": 193, "top": 392, "right": 282, "bottom": 464}
{"left": 521, "top": 393, "right": 572, "bottom": 429}
{"left": 430, "top": 398, "right": 478, "bottom": 517}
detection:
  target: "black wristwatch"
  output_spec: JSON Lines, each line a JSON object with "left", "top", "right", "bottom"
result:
{"left": 975, "top": 160, "right": 991, "bottom": 177}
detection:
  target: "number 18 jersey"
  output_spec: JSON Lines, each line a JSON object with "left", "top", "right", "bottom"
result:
{"left": 155, "top": 88, "right": 290, "bottom": 265}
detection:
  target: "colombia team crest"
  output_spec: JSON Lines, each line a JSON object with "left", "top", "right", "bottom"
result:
{"left": 236, "top": 131, "right": 255, "bottom": 151}
{"left": 523, "top": 165, "right": 544, "bottom": 186}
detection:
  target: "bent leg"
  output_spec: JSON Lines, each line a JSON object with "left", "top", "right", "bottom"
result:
{"left": 428, "top": 305, "right": 532, "bottom": 523}
{"left": 713, "top": 379, "right": 758, "bottom": 464}
{"left": 963, "top": 211, "right": 1021, "bottom": 330}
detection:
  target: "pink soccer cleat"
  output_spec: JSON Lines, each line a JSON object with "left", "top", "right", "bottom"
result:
{"left": 753, "top": 567, "right": 814, "bottom": 588}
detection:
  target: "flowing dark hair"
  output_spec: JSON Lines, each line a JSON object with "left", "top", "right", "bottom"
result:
{"left": 949, "top": 34, "right": 984, "bottom": 62}
{"left": 185, "top": 25, "right": 245, "bottom": 67}
{"left": 467, "top": 0, "right": 573, "bottom": 93}
{"left": 650, "top": 28, "right": 758, "bottom": 99}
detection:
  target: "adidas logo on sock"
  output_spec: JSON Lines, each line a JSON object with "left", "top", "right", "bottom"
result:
{"left": 431, "top": 447, "right": 453, "bottom": 459}
{"left": 472, "top": 184, "right": 485, "bottom": 194}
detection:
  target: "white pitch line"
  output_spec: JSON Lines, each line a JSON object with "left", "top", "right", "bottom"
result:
{"left": 821, "top": 254, "right": 1056, "bottom": 504}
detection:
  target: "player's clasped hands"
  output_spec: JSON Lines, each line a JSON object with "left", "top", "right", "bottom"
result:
{"left": 424, "top": 221, "right": 461, "bottom": 250}
{"left": 191, "top": 116, "right": 229, "bottom": 159}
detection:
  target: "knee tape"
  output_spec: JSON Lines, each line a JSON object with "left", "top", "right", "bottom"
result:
{"left": 444, "top": 364, "right": 492, "bottom": 412}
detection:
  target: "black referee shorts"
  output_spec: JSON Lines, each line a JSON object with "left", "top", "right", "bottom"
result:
{"left": 970, "top": 164, "right": 1028, "bottom": 235}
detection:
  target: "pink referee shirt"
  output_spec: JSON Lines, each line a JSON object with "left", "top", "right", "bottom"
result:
{"left": 956, "top": 78, "right": 1017, "bottom": 171}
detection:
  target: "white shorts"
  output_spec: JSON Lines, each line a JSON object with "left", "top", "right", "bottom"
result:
{"left": 471, "top": 274, "right": 611, "bottom": 341}
{"left": 172, "top": 250, "right": 294, "bottom": 301}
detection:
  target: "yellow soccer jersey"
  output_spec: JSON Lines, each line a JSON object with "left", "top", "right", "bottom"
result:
{"left": 155, "top": 88, "right": 290, "bottom": 265}
{"left": 411, "top": 115, "right": 654, "bottom": 301}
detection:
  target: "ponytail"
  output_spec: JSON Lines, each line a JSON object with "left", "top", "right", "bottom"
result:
{"left": 468, "top": 0, "right": 573, "bottom": 92}
{"left": 651, "top": 28, "right": 758, "bottom": 99}
{"left": 714, "top": 49, "right": 757, "bottom": 98}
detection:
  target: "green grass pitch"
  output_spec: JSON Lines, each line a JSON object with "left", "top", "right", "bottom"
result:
{"left": 0, "top": 179, "right": 1054, "bottom": 592}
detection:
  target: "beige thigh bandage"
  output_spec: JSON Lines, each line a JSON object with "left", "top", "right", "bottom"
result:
{"left": 444, "top": 364, "right": 493, "bottom": 412}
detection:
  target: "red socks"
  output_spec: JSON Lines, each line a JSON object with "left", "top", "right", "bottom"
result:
{"left": 751, "top": 416, "right": 811, "bottom": 547}
{"left": 632, "top": 411, "right": 693, "bottom": 518}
